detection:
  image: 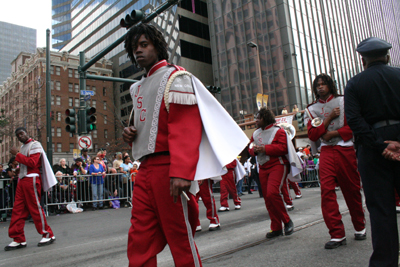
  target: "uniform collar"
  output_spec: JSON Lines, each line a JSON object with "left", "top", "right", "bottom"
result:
{"left": 24, "top": 138, "right": 33, "bottom": 144}
{"left": 318, "top": 94, "right": 334, "bottom": 103}
{"left": 147, "top": 60, "right": 168, "bottom": 77}
{"left": 263, "top": 123, "right": 275, "bottom": 130}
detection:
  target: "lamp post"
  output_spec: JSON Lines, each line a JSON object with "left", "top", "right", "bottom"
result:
{"left": 247, "top": 42, "right": 263, "bottom": 95}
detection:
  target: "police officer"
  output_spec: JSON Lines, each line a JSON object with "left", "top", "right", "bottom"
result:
{"left": 344, "top": 37, "right": 400, "bottom": 267}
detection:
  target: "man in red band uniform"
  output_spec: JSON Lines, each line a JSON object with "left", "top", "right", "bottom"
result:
{"left": 196, "top": 179, "right": 220, "bottom": 231}
{"left": 5, "top": 127, "right": 55, "bottom": 251}
{"left": 305, "top": 74, "right": 366, "bottom": 249}
{"left": 249, "top": 107, "right": 294, "bottom": 238}
{"left": 218, "top": 160, "right": 241, "bottom": 211}
{"left": 122, "top": 24, "right": 202, "bottom": 267}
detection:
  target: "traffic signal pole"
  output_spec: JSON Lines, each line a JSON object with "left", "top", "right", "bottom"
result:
{"left": 75, "top": 0, "right": 180, "bottom": 135}
{"left": 45, "top": 29, "right": 53, "bottom": 165}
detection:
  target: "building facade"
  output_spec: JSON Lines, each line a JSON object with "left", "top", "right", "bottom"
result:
{"left": 53, "top": 0, "right": 213, "bottom": 137}
{"left": 0, "top": 49, "right": 115, "bottom": 165}
{"left": 0, "top": 21, "right": 36, "bottom": 84}
{"left": 207, "top": 0, "right": 400, "bottom": 121}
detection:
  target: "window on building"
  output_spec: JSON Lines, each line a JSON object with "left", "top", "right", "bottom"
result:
{"left": 103, "top": 101, "right": 107, "bottom": 110}
{"left": 104, "top": 115, "right": 107, "bottom": 124}
{"left": 86, "top": 85, "right": 90, "bottom": 91}
{"left": 74, "top": 84, "right": 79, "bottom": 93}
{"left": 75, "top": 70, "right": 79, "bottom": 78}
{"left": 57, "top": 127, "right": 61, "bottom": 137}
{"left": 69, "top": 97, "right": 73, "bottom": 106}
{"left": 57, "top": 143, "right": 62, "bottom": 152}
{"left": 94, "top": 144, "right": 98, "bottom": 152}
{"left": 51, "top": 96, "right": 54, "bottom": 105}
{"left": 57, "top": 112, "right": 61, "bottom": 121}
{"left": 69, "top": 133, "right": 73, "bottom": 137}
{"left": 56, "top": 81, "right": 61, "bottom": 91}
{"left": 51, "top": 81, "right": 54, "bottom": 90}
{"left": 52, "top": 143, "right": 55, "bottom": 151}
{"left": 103, "top": 87, "right": 106, "bottom": 96}
{"left": 50, "top": 66, "right": 54, "bottom": 75}
{"left": 104, "top": 129, "right": 108, "bottom": 139}
{"left": 69, "top": 83, "right": 73, "bottom": 92}
{"left": 56, "top": 67, "right": 61, "bottom": 75}
{"left": 93, "top": 130, "right": 97, "bottom": 138}
{"left": 75, "top": 98, "right": 79, "bottom": 107}
{"left": 68, "top": 69, "right": 73, "bottom": 77}
{"left": 51, "top": 127, "right": 54, "bottom": 137}
{"left": 92, "top": 100, "right": 96, "bottom": 108}
{"left": 69, "top": 143, "right": 74, "bottom": 152}
{"left": 92, "top": 86, "right": 96, "bottom": 95}
{"left": 56, "top": 96, "right": 61, "bottom": 105}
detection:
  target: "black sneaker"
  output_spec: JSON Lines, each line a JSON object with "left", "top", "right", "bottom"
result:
{"left": 354, "top": 233, "right": 366, "bottom": 240}
{"left": 266, "top": 230, "right": 283, "bottom": 239}
{"left": 284, "top": 220, "right": 294, "bottom": 235}
{"left": 325, "top": 239, "right": 346, "bottom": 249}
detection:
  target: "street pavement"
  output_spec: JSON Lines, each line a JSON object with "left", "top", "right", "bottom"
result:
{"left": 0, "top": 186, "right": 387, "bottom": 267}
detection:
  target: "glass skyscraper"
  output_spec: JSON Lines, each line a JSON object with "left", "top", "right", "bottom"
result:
{"left": 0, "top": 21, "right": 36, "bottom": 84}
{"left": 207, "top": 0, "right": 400, "bottom": 121}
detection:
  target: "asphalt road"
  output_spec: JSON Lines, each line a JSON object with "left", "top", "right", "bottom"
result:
{"left": 0, "top": 187, "right": 384, "bottom": 267}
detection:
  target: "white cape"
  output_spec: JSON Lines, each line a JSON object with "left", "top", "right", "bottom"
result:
{"left": 41, "top": 151, "right": 58, "bottom": 192}
{"left": 233, "top": 158, "right": 246, "bottom": 183}
{"left": 189, "top": 76, "right": 249, "bottom": 193}
{"left": 284, "top": 132, "right": 303, "bottom": 182}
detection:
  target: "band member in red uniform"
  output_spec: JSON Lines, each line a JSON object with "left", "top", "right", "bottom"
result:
{"left": 305, "top": 74, "right": 366, "bottom": 249}
{"left": 122, "top": 24, "right": 202, "bottom": 267}
{"left": 5, "top": 127, "right": 55, "bottom": 251}
{"left": 218, "top": 160, "right": 241, "bottom": 211}
{"left": 249, "top": 108, "right": 294, "bottom": 239}
{"left": 196, "top": 179, "right": 220, "bottom": 231}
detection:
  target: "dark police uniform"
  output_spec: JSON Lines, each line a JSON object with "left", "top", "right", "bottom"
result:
{"left": 344, "top": 37, "right": 400, "bottom": 267}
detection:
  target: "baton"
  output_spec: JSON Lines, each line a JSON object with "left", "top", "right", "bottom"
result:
{"left": 182, "top": 191, "right": 190, "bottom": 201}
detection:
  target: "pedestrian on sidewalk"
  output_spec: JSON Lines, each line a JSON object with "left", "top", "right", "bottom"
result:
{"left": 305, "top": 73, "right": 366, "bottom": 250}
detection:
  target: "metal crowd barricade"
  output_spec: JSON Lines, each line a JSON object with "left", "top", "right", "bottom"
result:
{"left": 0, "top": 177, "right": 17, "bottom": 221}
{"left": 45, "top": 172, "right": 133, "bottom": 215}
{"left": 299, "top": 165, "right": 320, "bottom": 187}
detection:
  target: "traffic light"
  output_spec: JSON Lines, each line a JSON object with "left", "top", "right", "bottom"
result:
{"left": 65, "top": 109, "right": 76, "bottom": 133}
{"left": 86, "top": 106, "right": 97, "bottom": 132}
{"left": 206, "top": 86, "right": 221, "bottom": 94}
{"left": 296, "top": 112, "right": 304, "bottom": 130}
{"left": 120, "top": 10, "right": 144, "bottom": 29}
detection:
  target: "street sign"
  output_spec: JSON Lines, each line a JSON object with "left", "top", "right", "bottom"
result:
{"left": 84, "top": 95, "right": 91, "bottom": 101}
{"left": 78, "top": 135, "right": 93, "bottom": 149}
{"left": 80, "top": 90, "right": 95, "bottom": 96}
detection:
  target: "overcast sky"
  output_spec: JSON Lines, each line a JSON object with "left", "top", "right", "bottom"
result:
{"left": 0, "top": 0, "right": 52, "bottom": 48}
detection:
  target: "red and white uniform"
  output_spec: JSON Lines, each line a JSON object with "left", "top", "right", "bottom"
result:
{"left": 305, "top": 95, "right": 365, "bottom": 240}
{"left": 128, "top": 60, "right": 202, "bottom": 267}
{"left": 219, "top": 160, "right": 241, "bottom": 208}
{"left": 9, "top": 139, "right": 54, "bottom": 243}
{"left": 196, "top": 179, "right": 219, "bottom": 226}
{"left": 249, "top": 124, "right": 291, "bottom": 232}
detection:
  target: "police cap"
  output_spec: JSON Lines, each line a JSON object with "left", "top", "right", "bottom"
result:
{"left": 356, "top": 37, "right": 392, "bottom": 57}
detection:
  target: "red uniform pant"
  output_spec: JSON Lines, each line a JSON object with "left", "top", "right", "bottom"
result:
{"left": 127, "top": 154, "right": 202, "bottom": 267}
{"left": 281, "top": 179, "right": 293, "bottom": 206}
{"left": 259, "top": 164, "right": 291, "bottom": 231}
{"left": 289, "top": 180, "right": 301, "bottom": 196}
{"left": 319, "top": 146, "right": 365, "bottom": 239}
{"left": 196, "top": 179, "right": 219, "bottom": 226}
{"left": 9, "top": 176, "right": 54, "bottom": 243}
{"left": 219, "top": 171, "right": 241, "bottom": 208}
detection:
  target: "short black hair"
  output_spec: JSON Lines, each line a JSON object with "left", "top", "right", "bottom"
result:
{"left": 82, "top": 148, "right": 88, "bottom": 152}
{"left": 15, "top": 127, "right": 27, "bottom": 134}
{"left": 124, "top": 23, "right": 169, "bottom": 68}
{"left": 258, "top": 107, "right": 276, "bottom": 126}
{"left": 312, "top": 74, "right": 338, "bottom": 100}
{"left": 123, "top": 155, "right": 130, "bottom": 162}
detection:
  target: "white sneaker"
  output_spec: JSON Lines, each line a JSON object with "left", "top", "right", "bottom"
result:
{"left": 209, "top": 223, "right": 221, "bottom": 231}
{"left": 196, "top": 225, "right": 202, "bottom": 232}
{"left": 4, "top": 241, "right": 27, "bottom": 251}
{"left": 198, "top": 197, "right": 202, "bottom": 201}
{"left": 295, "top": 195, "right": 302, "bottom": 199}
{"left": 38, "top": 236, "right": 56, "bottom": 247}
{"left": 286, "top": 205, "right": 294, "bottom": 211}
{"left": 218, "top": 206, "right": 229, "bottom": 212}
{"left": 235, "top": 205, "right": 241, "bottom": 210}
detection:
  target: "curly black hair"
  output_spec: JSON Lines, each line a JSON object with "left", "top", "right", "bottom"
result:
{"left": 124, "top": 23, "right": 169, "bottom": 68}
{"left": 257, "top": 107, "right": 276, "bottom": 126}
{"left": 312, "top": 73, "right": 338, "bottom": 100}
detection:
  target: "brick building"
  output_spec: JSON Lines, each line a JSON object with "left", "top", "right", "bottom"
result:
{"left": 0, "top": 48, "right": 115, "bottom": 165}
